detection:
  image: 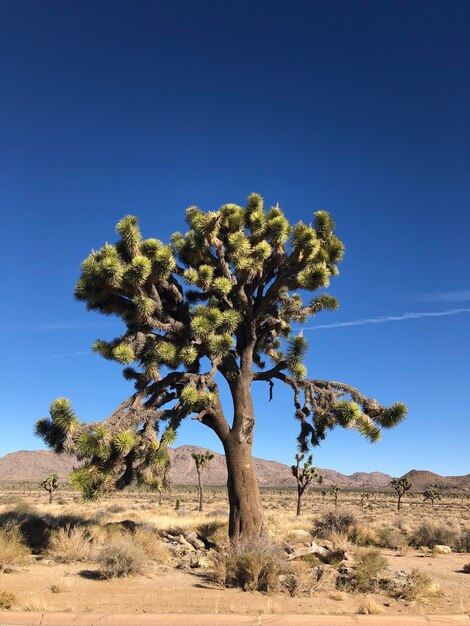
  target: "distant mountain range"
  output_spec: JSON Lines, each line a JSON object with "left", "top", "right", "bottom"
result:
{"left": 0, "top": 447, "right": 468, "bottom": 491}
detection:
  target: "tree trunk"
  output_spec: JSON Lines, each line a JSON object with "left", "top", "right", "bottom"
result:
{"left": 223, "top": 434, "right": 267, "bottom": 547}
{"left": 296, "top": 492, "right": 302, "bottom": 516}
{"left": 48, "top": 489, "right": 53, "bottom": 504}
{"left": 158, "top": 490, "right": 162, "bottom": 505}
{"left": 334, "top": 493, "right": 338, "bottom": 508}
{"left": 197, "top": 469, "right": 203, "bottom": 512}
{"left": 397, "top": 495, "right": 401, "bottom": 511}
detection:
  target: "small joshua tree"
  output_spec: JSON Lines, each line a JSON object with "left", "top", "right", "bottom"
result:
{"left": 391, "top": 476, "right": 413, "bottom": 511}
{"left": 330, "top": 483, "right": 341, "bottom": 508}
{"left": 291, "top": 452, "right": 323, "bottom": 516}
{"left": 321, "top": 489, "right": 327, "bottom": 501}
{"left": 360, "top": 491, "right": 372, "bottom": 508}
{"left": 42, "top": 473, "right": 60, "bottom": 504}
{"left": 423, "top": 486, "right": 441, "bottom": 507}
{"left": 191, "top": 450, "right": 214, "bottom": 511}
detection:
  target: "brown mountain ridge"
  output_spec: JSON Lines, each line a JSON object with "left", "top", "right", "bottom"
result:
{"left": 0, "top": 447, "right": 468, "bottom": 491}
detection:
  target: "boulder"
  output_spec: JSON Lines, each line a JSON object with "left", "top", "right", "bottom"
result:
{"left": 433, "top": 544, "right": 451, "bottom": 554}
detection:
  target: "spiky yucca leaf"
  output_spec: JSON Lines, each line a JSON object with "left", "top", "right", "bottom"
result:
{"left": 161, "top": 427, "right": 176, "bottom": 445}
{"left": 314, "top": 211, "right": 335, "bottom": 237}
{"left": 377, "top": 402, "right": 408, "bottom": 428}
{"left": 113, "top": 343, "right": 136, "bottom": 364}
{"left": 116, "top": 215, "right": 141, "bottom": 257}
{"left": 179, "top": 345, "right": 198, "bottom": 365}
{"left": 286, "top": 335, "right": 309, "bottom": 366}
{"left": 114, "top": 431, "right": 137, "bottom": 455}
{"left": 266, "top": 214, "right": 290, "bottom": 245}
{"left": 212, "top": 276, "right": 232, "bottom": 295}
{"left": 297, "top": 264, "right": 330, "bottom": 290}
{"left": 292, "top": 222, "right": 319, "bottom": 253}
{"left": 208, "top": 333, "right": 233, "bottom": 356}
{"left": 140, "top": 238, "right": 163, "bottom": 259}
{"left": 155, "top": 341, "right": 178, "bottom": 366}
{"left": 124, "top": 255, "right": 152, "bottom": 286}
{"left": 288, "top": 362, "right": 307, "bottom": 380}
{"left": 92, "top": 339, "right": 115, "bottom": 359}
{"left": 219, "top": 309, "right": 242, "bottom": 333}
{"left": 69, "top": 466, "right": 103, "bottom": 501}
{"left": 183, "top": 268, "right": 198, "bottom": 285}
{"left": 154, "top": 245, "right": 176, "bottom": 278}
{"left": 333, "top": 401, "right": 362, "bottom": 427}
{"left": 219, "top": 203, "right": 245, "bottom": 231}
{"left": 133, "top": 295, "right": 155, "bottom": 320}
{"left": 191, "top": 315, "right": 212, "bottom": 339}
{"left": 355, "top": 414, "right": 382, "bottom": 443}
{"left": 197, "top": 264, "right": 214, "bottom": 288}
{"left": 49, "top": 398, "right": 79, "bottom": 433}
{"left": 180, "top": 385, "right": 200, "bottom": 406}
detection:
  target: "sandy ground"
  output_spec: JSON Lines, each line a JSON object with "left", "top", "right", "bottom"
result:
{"left": 0, "top": 549, "right": 469, "bottom": 616}
{"left": 0, "top": 488, "right": 469, "bottom": 618}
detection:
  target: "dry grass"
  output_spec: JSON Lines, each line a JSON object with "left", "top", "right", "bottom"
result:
{"left": 357, "top": 598, "right": 385, "bottom": 614}
{"left": 0, "top": 590, "right": 17, "bottom": 609}
{"left": 392, "top": 568, "right": 442, "bottom": 603}
{"left": 97, "top": 533, "right": 149, "bottom": 578}
{"left": 0, "top": 524, "right": 30, "bottom": 573}
{"left": 47, "top": 526, "right": 97, "bottom": 563}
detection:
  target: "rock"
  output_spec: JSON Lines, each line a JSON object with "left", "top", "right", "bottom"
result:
{"left": 184, "top": 531, "right": 205, "bottom": 550}
{"left": 287, "top": 529, "right": 312, "bottom": 543}
{"left": 190, "top": 555, "right": 212, "bottom": 569}
{"left": 287, "top": 541, "right": 332, "bottom": 562}
{"left": 433, "top": 544, "right": 451, "bottom": 554}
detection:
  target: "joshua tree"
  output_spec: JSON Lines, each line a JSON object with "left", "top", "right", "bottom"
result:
{"left": 321, "top": 489, "right": 327, "bottom": 501}
{"left": 191, "top": 450, "right": 214, "bottom": 511}
{"left": 41, "top": 473, "right": 60, "bottom": 504}
{"left": 35, "top": 194, "right": 407, "bottom": 546}
{"left": 423, "top": 486, "right": 441, "bottom": 507}
{"left": 391, "top": 476, "right": 413, "bottom": 511}
{"left": 360, "top": 491, "right": 372, "bottom": 508}
{"left": 291, "top": 452, "right": 323, "bottom": 516}
{"left": 330, "top": 483, "right": 341, "bottom": 507}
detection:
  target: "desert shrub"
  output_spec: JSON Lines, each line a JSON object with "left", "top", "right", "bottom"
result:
{"left": 462, "top": 563, "right": 470, "bottom": 574}
{"left": 281, "top": 561, "right": 315, "bottom": 597}
{"left": 133, "top": 528, "right": 170, "bottom": 562}
{"left": 349, "top": 524, "right": 379, "bottom": 547}
{"left": 409, "top": 521, "right": 458, "bottom": 549}
{"left": 454, "top": 528, "right": 470, "bottom": 553}
{"left": 313, "top": 510, "right": 356, "bottom": 539}
{"left": 0, "top": 504, "right": 50, "bottom": 551}
{"left": 0, "top": 590, "right": 16, "bottom": 609}
{"left": 50, "top": 579, "right": 70, "bottom": 593}
{"left": 391, "top": 569, "right": 441, "bottom": 602}
{"left": 47, "top": 526, "right": 94, "bottom": 563}
{"left": 340, "top": 548, "right": 387, "bottom": 592}
{"left": 375, "top": 526, "right": 408, "bottom": 550}
{"left": 212, "top": 548, "right": 282, "bottom": 593}
{"left": 0, "top": 524, "right": 30, "bottom": 573}
{"left": 106, "top": 504, "right": 126, "bottom": 514}
{"left": 97, "top": 534, "right": 148, "bottom": 578}
{"left": 197, "top": 521, "right": 229, "bottom": 548}
{"left": 357, "top": 598, "right": 384, "bottom": 614}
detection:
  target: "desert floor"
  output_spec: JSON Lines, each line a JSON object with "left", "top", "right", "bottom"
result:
{"left": 0, "top": 487, "right": 469, "bottom": 617}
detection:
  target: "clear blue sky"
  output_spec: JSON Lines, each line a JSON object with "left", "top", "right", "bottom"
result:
{"left": 1, "top": 0, "right": 469, "bottom": 476}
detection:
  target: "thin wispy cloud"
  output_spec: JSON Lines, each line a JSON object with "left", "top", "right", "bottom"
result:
{"left": 1, "top": 320, "right": 117, "bottom": 334}
{"left": 0, "top": 351, "right": 90, "bottom": 365}
{"left": 416, "top": 290, "right": 470, "bottom": 303}
{"left": 306, "top": 308, "right": 470, "bottom": 331}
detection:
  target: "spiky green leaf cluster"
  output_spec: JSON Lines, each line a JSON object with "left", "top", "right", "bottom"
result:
{"left": 35, "top": 398, "right": 79, "bottom": 453}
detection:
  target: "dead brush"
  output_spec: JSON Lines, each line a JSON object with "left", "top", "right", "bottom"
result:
{"left": 133, "top": 527, "right": 170, "bottom": 563}
{"left": 339, "top": 547, "right": 388, "bottom": 593}
{"left": 96, "top": 533, "right": 149, "bottom": 578}
{"left": 357, "top": 598, "right": 384, "bottom": 614}
{"left": 349, "top": 524, "right": 379, "bottom": 547}
{"left": 313, "top": 510, "right": 356, "bottom": 539}
{"left": 0, "top": 524, "right": 30, "bottom": 573}
{"left": 0, "top": 590, "right": 17, "bottom": 609}
{"left": 210, "top": 547, "right": 282, "bottom": 593}
{"left": 409, "top": 520, "right": 458, "bottom": 549}
{"left": 281, "top": 560, "right": 315, "bottom": 597}
{"left": 46, "top": 526, "right": 96, "bottom": 563}
{"left": 392, "top": 569, "right": 442, "bottom": 603}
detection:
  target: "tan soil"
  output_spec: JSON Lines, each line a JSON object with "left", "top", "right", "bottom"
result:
{"left": 0, "top": 549, "right": 469, "bottom": 616}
